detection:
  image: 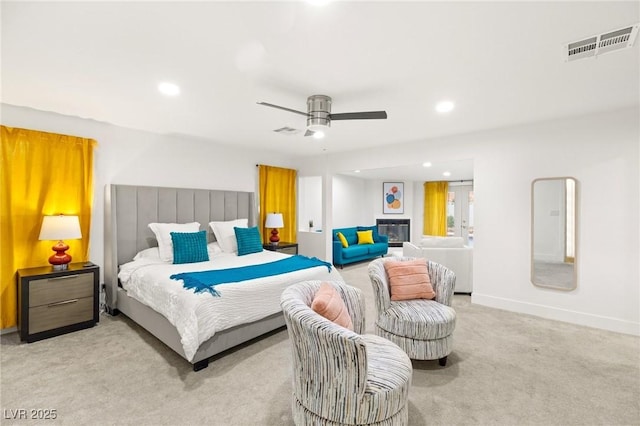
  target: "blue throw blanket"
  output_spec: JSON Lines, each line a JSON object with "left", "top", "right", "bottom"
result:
{"left": 170, "top": 255, "right": 332, "bottom": 296}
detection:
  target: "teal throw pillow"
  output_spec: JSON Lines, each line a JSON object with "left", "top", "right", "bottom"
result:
{"left": 171, "top": 230, "right": 209, "bottom": 264}
{"left": 234, "top": 226, "right": 263, "bottom": 256}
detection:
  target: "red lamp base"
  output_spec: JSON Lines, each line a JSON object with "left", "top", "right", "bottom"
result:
{"left": 269, "top": 229, "right": 280, "bottom": 245}
{"left": 49, "top": 241, "right": 72, "bottom": 271}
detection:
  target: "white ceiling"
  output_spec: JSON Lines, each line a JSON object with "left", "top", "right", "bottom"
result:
{"left": 2, "top": 1, "right": 639, "bottom": 160}
{"left": 339, "top": 158, "right": 475, "bottom": 182}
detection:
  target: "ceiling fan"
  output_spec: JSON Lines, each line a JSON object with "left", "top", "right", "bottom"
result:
{"left": 257, "top": 95, "right": 387, "bottom": 137}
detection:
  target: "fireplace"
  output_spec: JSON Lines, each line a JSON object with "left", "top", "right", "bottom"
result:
{"left": 376, "top": 219, "right": 410, "bottom": 247}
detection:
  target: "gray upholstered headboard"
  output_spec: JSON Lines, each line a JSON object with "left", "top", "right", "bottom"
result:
{"left": 104, "top": 184, "right": 256, "bottom": 310}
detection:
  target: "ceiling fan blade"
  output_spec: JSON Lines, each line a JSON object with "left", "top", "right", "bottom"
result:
{"left": 329, "top": 111, "right": 388, "bottom": 121}
{"left": 257, "top": 101, "right": 309, "bottom": 117}
{"left": 304, "top": 129, "right": 315, "bottom": 137}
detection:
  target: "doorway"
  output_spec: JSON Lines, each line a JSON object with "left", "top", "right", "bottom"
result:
{"left": 447, "top": 183, "right": 474, "bottom": 246}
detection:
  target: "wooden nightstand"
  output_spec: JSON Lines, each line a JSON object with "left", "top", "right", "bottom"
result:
{"left": 263, "top": 242, "right": 298, "bottom": 255}
{"left": 17, "top": 262, "right": 99, "bottom": 343}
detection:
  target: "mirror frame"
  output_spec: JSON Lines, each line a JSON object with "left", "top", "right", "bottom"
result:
{"left": 531, "top": 177, "right": 578, "bottom": 291}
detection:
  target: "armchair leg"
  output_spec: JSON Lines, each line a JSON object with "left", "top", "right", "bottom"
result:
{"left": 438, "top": 356, "right": 447, "bottom": 367}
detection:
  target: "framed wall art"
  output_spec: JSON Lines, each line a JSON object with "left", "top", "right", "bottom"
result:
{"left": 383, "top": 182, "right": 404, "bottom": 214}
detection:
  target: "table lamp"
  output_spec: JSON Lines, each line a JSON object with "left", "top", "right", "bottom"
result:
{"left": 265, "top": 213, "right": 284, "bottom": 245}
{"left": 38, "top": 215, "right": 82, "bottom": 270}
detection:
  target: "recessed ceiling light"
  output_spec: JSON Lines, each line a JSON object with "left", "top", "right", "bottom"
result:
{"left": 443, "top": 171, "right": 452, "bottom": 177}
{"left": 158, "top": 82, "right": 180, "bottom": 96}
{"left": 435, "top": 101, "right": 454, "bottom": 113}
{"left": 422, "top": 162, "right": 432, "bottom": 168}
{"left": 354, "top": 170, "right": 360, "bottom": 173}
{"left": 312, "top": 131, "right": 325, "bottom": 139}
{"left": 307, "top": 0, "right": 331, "bottom": 5}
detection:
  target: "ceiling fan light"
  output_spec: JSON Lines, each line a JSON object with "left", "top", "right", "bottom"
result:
{"left": 307, "top": 124, "right": 326, "bottom": 132}
{"left": 258, "top": 94, "right": 387, "bottom": 139}
{"left": 308, "top": 123, "right": 326, "bottom": 138}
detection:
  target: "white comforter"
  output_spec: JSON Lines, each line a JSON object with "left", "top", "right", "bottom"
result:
{"left": 118, "top": 250, "right": 341, "bottom": 361}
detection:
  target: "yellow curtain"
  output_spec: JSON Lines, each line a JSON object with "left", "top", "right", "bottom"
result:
{"left": 0, "top": 126, "right": 96, "bottom": 329}
{"left": 258, "top": 165, "right": 297, "bottom": 244}
{"left": 423, "top": 181, "right": 448, "bottom": 236}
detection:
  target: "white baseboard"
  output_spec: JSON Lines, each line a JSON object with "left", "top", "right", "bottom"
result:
{"left": 0, "top": 326, "right": 17, "bottom": 335}
{"left": 472, "top": 293, "right": 640, "bottom": 336}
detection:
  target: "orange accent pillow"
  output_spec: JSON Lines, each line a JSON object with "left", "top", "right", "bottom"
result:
{"left": 384, "top": 259, "right": 435, "bottom": 301}
{"left": 311, "top": 282, "right": 354, "bottom": 330}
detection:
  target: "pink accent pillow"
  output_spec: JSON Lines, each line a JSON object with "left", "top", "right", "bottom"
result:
{"left": 311, "top": 282, "right": 354, "bottom": 330}
{"left": 384, "top": 259, "right": 435, "bottom": 301}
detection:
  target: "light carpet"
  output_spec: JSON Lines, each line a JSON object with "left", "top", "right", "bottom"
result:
{"left": 1, "top": 262, "right": 638, "bottom": 425}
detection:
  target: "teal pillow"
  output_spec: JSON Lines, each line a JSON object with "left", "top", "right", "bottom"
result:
{"left": 170, "top": 230, "right": 209, "bottom": 264}
{"left": 234, "top": 226, "right": 263, "bottom": 256}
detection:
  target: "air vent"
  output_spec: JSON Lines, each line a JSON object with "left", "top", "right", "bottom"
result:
{"left": 564, "top": 23, "right": 639, "bottom": 61}
{"left": 273, "top": 126, "right": 302, "bottom": 135}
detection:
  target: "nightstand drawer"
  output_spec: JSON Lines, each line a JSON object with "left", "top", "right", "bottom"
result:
{"left": 278, "top": 246, "right": 298, "bottom": 255}
{"left": 29, "top": 296, "right": 94, "bottom": 334}
{"left": 29, "top": 273, "right": 93, "bottom": 307}
{"left": 18, "top": 263, "right": 99, "bottom": 342}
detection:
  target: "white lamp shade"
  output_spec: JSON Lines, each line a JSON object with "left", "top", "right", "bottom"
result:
{"left": 265, "top": 213, "right": 284, "bottom": 228}
{"left": 39, "top": 215, "right": 82, "bottom": 241}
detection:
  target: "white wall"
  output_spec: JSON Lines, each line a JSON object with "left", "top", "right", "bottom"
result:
{"left": 332, "top": 176, "right": 417, "bottom": 231}
{"left": 297, "top": 175, "right": 325, "bottom": 258}
{"left": 365, "top": 179, "right": 415, "bottom": 226}
{"left": 471, "top": 109, "right": 638, "bottom": 335}
{"left": 331, "top": 174, "right": 369, "bottom": 228}
{"left": 2, "top": 103, "right": 296, "bottom": 283}
{"left": 298, "top": 176, "right": 322, "bottom": 231}
{"left": 297, "top": 107, "right": 639, "bottom": 335}
{"left": 297, "top": 231, "right": 325, "bottom": 259}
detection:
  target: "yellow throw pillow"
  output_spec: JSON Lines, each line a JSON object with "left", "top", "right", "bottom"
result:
{"left": 357, "top": 230, "right": 374, "bottom": 245}
{"left": 336, "top": 232, "right": 349, "bottom": 248}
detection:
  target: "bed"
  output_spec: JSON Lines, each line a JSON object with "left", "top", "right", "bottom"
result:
{"left": 104, "top": 184, "right": 341, "bottom": 371}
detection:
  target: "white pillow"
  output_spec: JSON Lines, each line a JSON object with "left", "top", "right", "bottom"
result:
{"left": 207, "top": 242, "right": 222, "bottom": 257}
{"left": 209, "top": 219, "right": 248, "bottom": 253}
{"left": 137, "top": 242, "right": 217, "bottom": 262}
{"left": 148, "top": 222, "right": 201, "bottom": 262}
{"left": 133, "top": 247, "right": 161, "bottom": 261}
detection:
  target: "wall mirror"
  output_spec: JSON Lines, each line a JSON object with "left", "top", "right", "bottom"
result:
{"left": 531, "top": 177, "right": 577, "bottom": 290}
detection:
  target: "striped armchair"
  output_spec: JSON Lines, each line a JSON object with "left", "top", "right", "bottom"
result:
{"left": 368, "top": 257, "right": 457, "bottom": 366}
{"left": 281, "top": 280, "right": 412, "bottom": 426}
